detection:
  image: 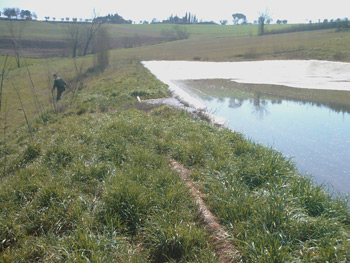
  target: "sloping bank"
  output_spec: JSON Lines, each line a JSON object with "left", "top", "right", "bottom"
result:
{"left": 0, "top": 58, "right": 349, "bottom": 262}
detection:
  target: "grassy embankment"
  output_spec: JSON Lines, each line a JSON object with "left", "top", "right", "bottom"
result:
{"left": 1, "top": 21, "right": 350, "bottom": 262}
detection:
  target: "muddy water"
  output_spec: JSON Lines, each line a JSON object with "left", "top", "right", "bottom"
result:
{"left": 178, "top": 79, "right": 350, "bottom": 196}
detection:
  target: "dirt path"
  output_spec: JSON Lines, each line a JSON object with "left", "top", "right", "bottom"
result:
{"left": 170, "top": 160, "right": 242, "bottom": 263}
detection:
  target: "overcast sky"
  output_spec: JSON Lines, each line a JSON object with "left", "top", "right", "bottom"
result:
{"left": 0, "top": 0, "right": 349, "bottom": 24}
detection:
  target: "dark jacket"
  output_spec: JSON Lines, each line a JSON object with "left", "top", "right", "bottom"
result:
{"left": 53, "top": 77, "right": 67, "bottom": 91}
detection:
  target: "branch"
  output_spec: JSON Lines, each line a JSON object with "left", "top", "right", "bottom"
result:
{"left": 0, "top": 54, "right": 10, "bottom": 111}
{"left": 12, "top": 82, "right": 33, "bottom": 141}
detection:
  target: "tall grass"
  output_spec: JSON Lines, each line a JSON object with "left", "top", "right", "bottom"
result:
{"left": 0, "top": 108, "right": 218, "bottom": 261}
{"left": 0, "top": 56, "right": 349, "bottom": 262}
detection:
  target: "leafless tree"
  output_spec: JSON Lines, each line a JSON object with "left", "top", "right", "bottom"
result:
{"left": 251, "top": 92, "right": 270, "bottom": 119}
{"left": 258, "top": 10, "right": 272, "bottom": 35}
{"left": 25, "top": 62, "right": 44, "bottom": 117}
{"left": 82, "top": 12, "right": 102, "bottom": 55}
{"left": 65, "top": 21, "right": 83, "bottom": 57}
{"left": 13, "top": 83, "right": 33, "bottom": 140}
{"left": 1, "top": 97, "right": 9, "bottom": 177}
{"left": 7, "top": 19, "right": 26, "bottom": 67}
{"left": 46, "top": 64, "right": 57, "bottom": 114}
{"left": 0, "top": 54, "right": 9, "bottom": 111}
{"left": 94, "top": 26, "right": 110, "bottom": 72}
{"left": 65, "top": 11, "right": 102, "bottom": 57}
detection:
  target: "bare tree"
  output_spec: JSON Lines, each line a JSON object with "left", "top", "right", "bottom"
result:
{"left": 13, "top": 83, "right": 33, "bottom": 140}
{"left": 1, "top": 97, "right": 9, "bottom": 177}
{"left": 258, "top": 10, "right": 272, "bottom": 35}
{"left": 82, "top": 11, "right": 102, "bottom": 55}
{"left": 94, "top": 26, "right": 110, "bottom": 72}
{"left": 46, "top": 64, "right": 57, "bottom": 114}
{"left": 0, "top": 54, "right": 9, "bottom": 111}
{"left": 25, "top": 62, "right": 44, "bottom": 117}
{"left": 65, "top": 10, "right": 103, "bottom": 57}
{"left": 251, "top": 92, "right": 270, "bottom": 119}
{"left": 7, "top": 19, "right": 26, "bottom": 67}
{"left": 65, "top": 21, "right": 83, "bottom": 57}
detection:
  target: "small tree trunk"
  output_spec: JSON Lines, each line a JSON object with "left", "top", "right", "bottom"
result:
{"left": 0, "top": 54, "right": 9, "bottom": 111}
{"left": 1, "top": 98, "right": 9, "bottom": 177}
{"left": 13, "top": 83, "right": 33, "bottom": 141}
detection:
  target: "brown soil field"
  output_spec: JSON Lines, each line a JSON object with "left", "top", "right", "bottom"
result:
{"left": 0, "top": 35, "right": 167, "bottom": 58}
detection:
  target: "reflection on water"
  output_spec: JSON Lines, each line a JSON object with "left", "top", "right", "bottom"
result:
{"left": 176, "top": 79, "right": 350, "bottom": 196}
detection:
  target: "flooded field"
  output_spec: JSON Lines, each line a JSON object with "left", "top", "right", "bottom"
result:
{"left": 178, "top": 79, "right": 350, "bottom": 195}
{"left": 144, "top": 60, "right": 350, "bottom": 196}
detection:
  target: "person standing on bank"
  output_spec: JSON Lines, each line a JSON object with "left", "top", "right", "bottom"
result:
{"left": 52, "top": 74, "right": 67, "bottom": 101}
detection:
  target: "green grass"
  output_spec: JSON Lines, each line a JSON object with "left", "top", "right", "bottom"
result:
{"left": 1, "top": 96, "right": 349, "bottom": 261}
{"left": 0, "top": 20, "right": 303, "bottom": 39}
{"left": 1, "top": 21, "right": 350, "bottom": 262}
{"left": 2, "top": 20, "right": 350, "bottom": 62}
{"left": 0, "top": 55, "right": 49, "bottom": 70}
{"left": 0, "top": 20, "right": 66, "bottom": 39}
{"left": 111, "top": 28, "right": 350, "bottom": 62}
{"left": 0, "top": 109, "right": 222, "bottom": 261}
{"left": 0, "top": 20, "right": 257, "bottom": 39}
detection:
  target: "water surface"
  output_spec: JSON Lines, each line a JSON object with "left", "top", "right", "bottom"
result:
{"left": 177, "top": 79, "right": 350, "bottom": 195}
{"left": 143, "top": 60, "right": 350, "bottom": 196}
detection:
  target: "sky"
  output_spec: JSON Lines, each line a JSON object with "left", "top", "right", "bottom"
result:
{"left": 0, "top": 0, "right": 349, "bottom": 24}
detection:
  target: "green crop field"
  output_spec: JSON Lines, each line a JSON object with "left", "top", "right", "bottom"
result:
{"left": 1, "top": 20, "right": 349, "bottom": 60}
{"left": 113, "top": 28, "right": 350, "bottom": 62}
{"left": 1, "top": 20, "right": 349, "bottom": 262}
{"left": 0, "top": 20, "right": 257, "bottom": 39}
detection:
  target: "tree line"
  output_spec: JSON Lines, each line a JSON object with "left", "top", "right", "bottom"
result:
{"left": 94, "top": 13, "right": 132, "bottom": 24}
{"left": 1, "top": 7, "right": 37, "bottom": 20}
{"left": 160, "top": 13, "right": 199, "bottom": 24}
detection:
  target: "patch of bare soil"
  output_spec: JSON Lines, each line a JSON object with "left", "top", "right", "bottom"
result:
{"left": 143, "top": 97, "right": 197, "bottom": 113}
{"left": 0, "top": 36, "right": 168, "bottom": 58}
{"left": 170, "top": 160, "right": 242, "bottom": 263}
{"left": 0, "top": 37, "right": 70, "bottom": 57}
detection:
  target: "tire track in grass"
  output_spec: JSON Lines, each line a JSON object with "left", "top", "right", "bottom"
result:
{"left": 170, "top": 160, "right": 242, "bottom": 263}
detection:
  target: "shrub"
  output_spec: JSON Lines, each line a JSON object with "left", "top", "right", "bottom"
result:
{"left": 21, "top": 143, "right": 41, "bottom": 165}
{"left": 100, "top": 176, "right": 152, "bottom": 235}
{"left": 144, "top": 213, "right": 209, "bottom": 262}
